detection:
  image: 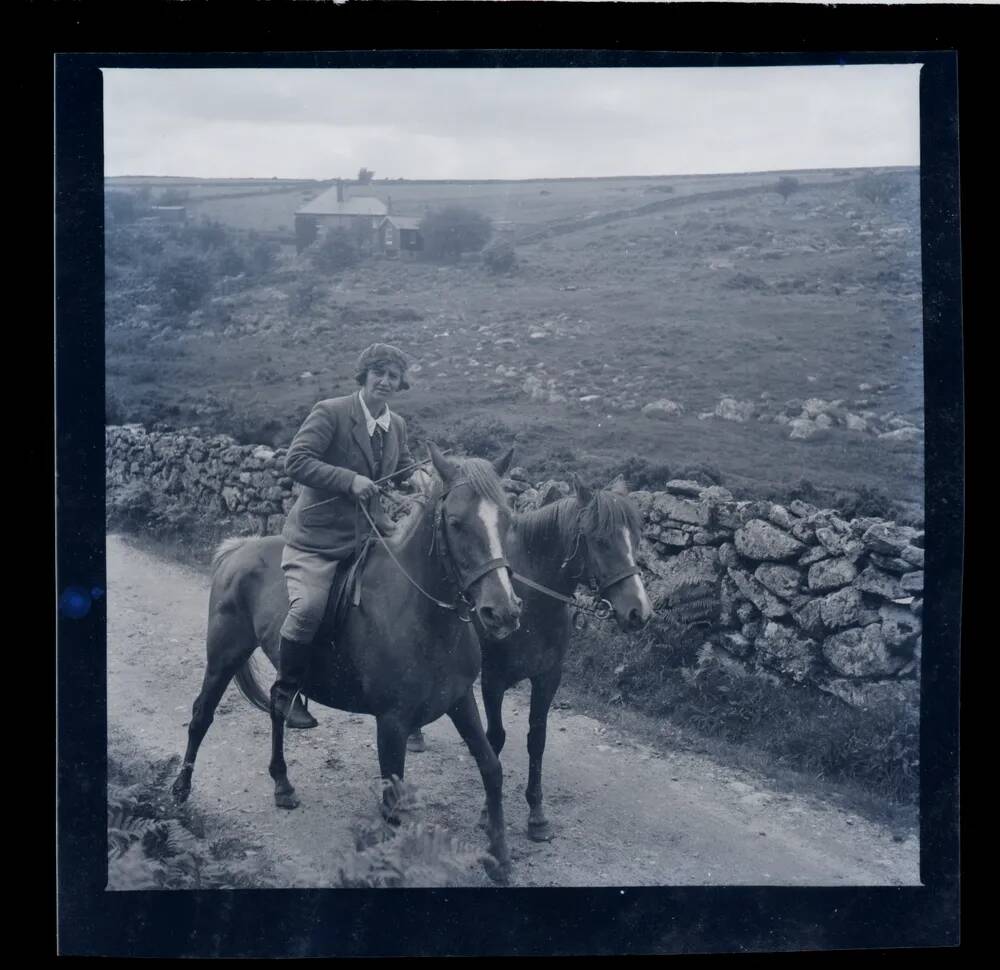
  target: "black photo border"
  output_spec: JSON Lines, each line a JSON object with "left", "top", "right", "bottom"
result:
{"left": 54, "top": 5, "right": 964, "bottom": 957}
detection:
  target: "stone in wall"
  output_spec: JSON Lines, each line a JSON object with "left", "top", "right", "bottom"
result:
{"left": 818, "top": 586, "right": 870, "bottom": 630}
{"left": 806, "top": 557, "right": 858, "bottom": 592}
{"left": 870, "top": 552, "right": 915, "bottom": 575}
{"left": 861, "top": 522, "right": 922, "bottom": 556}
{"left": 901, "top": 571, "right": 924, "bottom": 594}
{"left": 792, "top": 598, "right": 826, "bottom": 638}
{"left": 799, "top": 544, "right": 831, "bottom": 567}
{"left": 754, "top": 564, "right": 803, "bottom": 600}
{"left": 652, "top": 492, "right": 709, "bottom": 526}
{"left": 822, "top": 625, "right": 908, "bottom": 678}
{"left": 878, "top": 603, "right": 922, "bottom": 649}
{"left": 767, "top": 504, "right": 798, "bottom": 531}
{"left": 900, "top": 545, "right": 924, "bottom": 568}
{"left": 755, "top": 622, "right": 821, "bottom": 683}
{"left": 734, "top": 519, "right": 806, "bottom": 563}
{"left": 729, "top": 568, "right": 789, "bottom": 618}
{"left": 718, "top": 542, "right": 740, "bottom": 569}
{"left": 663, "top": 480, "right": 703, "bottom": 497}
{"left": 855, "top": 564, "right": 907, "bottom": 600}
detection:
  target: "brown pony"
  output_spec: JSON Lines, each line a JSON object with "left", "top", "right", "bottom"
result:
{"left": 171, "top": 443, "right": 523, "bottom": 881}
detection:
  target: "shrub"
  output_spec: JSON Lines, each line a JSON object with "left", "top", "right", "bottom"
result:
{"left": 247, "top": 239, "right": 279, "bottom": 277}
{"left": 440, "top": 416, "right": 515, "bottom": 458}
{"left": 607, "top": 455, "right": 672, "bottom": 491}
{"left": 311, "top": 228, "right": 358, "bottom": 274}
{"left": 774, "top": 176, "right": 800, "bottom": 203}
{"left": 217, "top": 247, "right": 247, "bottom": 277}
{"left": 190, "top": 220, "right": 227, "bottom": 251}
{"left": 855, "top": 173, "right": 906, "bottom": 205}
{"left": 420, "top": 206, "right": 493, "bottom": 261}
{"left": 157, "top": 255, "right": 212, "bottom": 313}
{"left": 482, "top": 238, "right": 517, "bottom": 274}
{"left": 674, "top": 462, "right": 724, "bottom": 486}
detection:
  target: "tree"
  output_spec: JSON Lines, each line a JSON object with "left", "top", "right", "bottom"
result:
{"left": 774, "top": 176, "right": 800, "bottom": 204}
{"left": 420, "top": 206, "right": 493, "bottom": 261}
{"left": 358, "top": 167, "right": 375, "bottom": 185}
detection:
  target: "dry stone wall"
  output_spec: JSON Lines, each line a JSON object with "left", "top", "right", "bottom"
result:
{"left": 107, "top": 425, "right": 922, "bottom": 715}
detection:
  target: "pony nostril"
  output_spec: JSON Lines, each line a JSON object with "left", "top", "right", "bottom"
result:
{"left": 479, "top": 606, "right": 496, "bottom": 626}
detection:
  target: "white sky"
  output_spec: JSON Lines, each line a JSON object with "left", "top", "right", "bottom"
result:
{"left": 103, "top": 65, "right": 922, "bottom": 180}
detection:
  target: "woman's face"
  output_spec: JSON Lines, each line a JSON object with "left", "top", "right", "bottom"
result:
{"left": 362, "top": 362, "right": 403, "bottom": 412}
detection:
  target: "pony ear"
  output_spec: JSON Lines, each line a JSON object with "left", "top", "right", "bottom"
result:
{"left": 572, "top": 473, "right": 593, "bottom": 506}
{"left": 427, "top": 440, "right": 457, "bottom": 485}
{"left": 606, "top": 475, "right": 630, "bottom": 496}
{"left": 493, "top": 446, "right": 515, "bottom": 478}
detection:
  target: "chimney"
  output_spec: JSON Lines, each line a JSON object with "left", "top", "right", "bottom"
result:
{"left": 336, "top": 179, "right": 344, "bottom": 203}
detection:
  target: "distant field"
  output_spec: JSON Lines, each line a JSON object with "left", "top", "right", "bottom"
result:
{"left": 105, "top": 168, "right": 924, "bottom": 512}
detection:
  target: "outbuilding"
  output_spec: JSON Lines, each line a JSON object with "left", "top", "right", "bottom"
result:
{"left": 294, "top": 180, "right": 387, "bottom": 252}
{"left": 376, "top": 216, "right": 423, "bottom": 258}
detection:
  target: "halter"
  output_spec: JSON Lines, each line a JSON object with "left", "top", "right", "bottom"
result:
{"left": 560, "top": 514, "right": 641, "bottom": 600}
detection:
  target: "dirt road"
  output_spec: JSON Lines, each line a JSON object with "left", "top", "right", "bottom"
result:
{"left": 107, "top": 534, "right": 920, "bottom": 888}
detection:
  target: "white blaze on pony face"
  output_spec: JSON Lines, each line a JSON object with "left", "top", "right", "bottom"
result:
{"left": 622, "top": 526, "right": 653, "bottom": 619}
{"left": 478, "top": 499, "right": 517, "bottom": 602}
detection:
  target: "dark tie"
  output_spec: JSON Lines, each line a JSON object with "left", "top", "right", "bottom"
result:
{"left": 371, "top": 426, "right": 384, "bottom": 478}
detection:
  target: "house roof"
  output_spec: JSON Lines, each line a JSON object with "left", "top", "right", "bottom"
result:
{"left": 296, "top": 186, "right": 388, "bottom": 216}
{"left": 380, "top": 216, "right": 422, "bottom": 231}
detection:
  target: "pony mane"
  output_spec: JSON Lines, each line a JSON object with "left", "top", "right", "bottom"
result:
{"left": 211, "top": 536, "right": 249, "bottom": 574}
{"left": 445, "top": 456, "right": 511, "bottom": 511}
{"left": 516, "top": 497, "right": 580, "bottom": 551}
{"left": 579, "top": 488, "right": 643, "bottom": 543}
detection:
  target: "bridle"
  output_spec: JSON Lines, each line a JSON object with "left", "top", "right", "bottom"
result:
{"left": 508, "top": 514, "right": 642, "bottom": 628}
{"left": 361, "top": 479, "right": 512, "bottom": 623}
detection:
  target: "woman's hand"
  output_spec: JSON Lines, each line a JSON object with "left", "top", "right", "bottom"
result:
{"left": 351, "top": 475, "right": 378, "bottom": 501}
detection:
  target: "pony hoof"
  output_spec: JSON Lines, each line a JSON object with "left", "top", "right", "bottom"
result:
{"left": 286, "top": 705, "right": 318, "bottom": 730}
{"left": 528, "top": 820, "right": 554, "bottom": 842}
{"left": 274, "top": 790, "right": 300, "bottom": 810}
{"left": 406, "top": 732, "right": 427, "bottom": 753}
{"left": 483, "top": 854, "right": 511, "bottom": 886}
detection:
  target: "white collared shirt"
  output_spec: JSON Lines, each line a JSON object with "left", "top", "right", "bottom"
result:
{"left": 358, "top": 391, "right": 392, "bottom": 438}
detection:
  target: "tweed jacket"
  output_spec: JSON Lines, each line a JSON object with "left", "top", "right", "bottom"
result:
{"left": 281, "top": 391, "right": 416, "bottom": 558}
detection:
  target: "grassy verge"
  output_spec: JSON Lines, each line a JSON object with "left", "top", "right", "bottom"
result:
{"left": 559, "top": 620, "right": 919, "bottom": 830}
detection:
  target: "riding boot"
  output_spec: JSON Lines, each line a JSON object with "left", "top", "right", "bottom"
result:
{"left": 270, "top": 636, "right": 314, "bottom": 724}
{"left": 287, "top": 694, "right": 319, "bottom": 730}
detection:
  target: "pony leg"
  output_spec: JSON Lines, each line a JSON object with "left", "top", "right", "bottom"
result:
{"left": 477, "top": 671, "right": 507, "bottom": 830}
{"left": 448, "top": 689, "right": 511, "bottom": 885}
{"left": 269, "top": 710, "right": 299, "bottom": 809}
{"left": 375, "top": 714, "right": 408, "bottom": 824}
{"left": 525, "top": 669, "right": 561, "bottom": 842}
{"left": 172, "top": 611, "right": 256, "bottom": 803}
{"left": 482, "top": 671, "right": 507, "bottom": 756}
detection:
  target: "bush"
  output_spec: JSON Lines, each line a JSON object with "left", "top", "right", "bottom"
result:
{"left": 774, "top": 176, "right": 800, "bottom": 203}
{"left": 420, "top": 206, "right": 493, "bottom": 261}
{"left": 247, "top": 239, "right": 279, "bottom": 277}
{"left": 311, "top": 228, "right": 358, "bottom": 273}
{"left": 607, "top": 455, "right": 672, "bottom": 491}
{"left": 855, "top": 173, "right": 906, "bottom": 205}
{"left": 440, "top": 416, "right": 516, "bottom": 458}
{"left": 482, "top": 238, "right": 517, "bottom": 275}
{"left": 157, "top": 255, "right": 212, "bottom": 313}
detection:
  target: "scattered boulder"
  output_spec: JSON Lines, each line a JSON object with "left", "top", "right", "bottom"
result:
{"left": 715, "top": 397, "right": 756, "bottom": 422}
{"left": 818, "top": 678, "right": 920, "bottom": 712}
{"left": 641, "top": 399, "right": 685, "bottom": 420}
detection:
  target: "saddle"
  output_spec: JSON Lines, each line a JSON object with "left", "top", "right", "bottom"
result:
{"left": 312, "top": 536, "right": 376, "bottom": 649}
